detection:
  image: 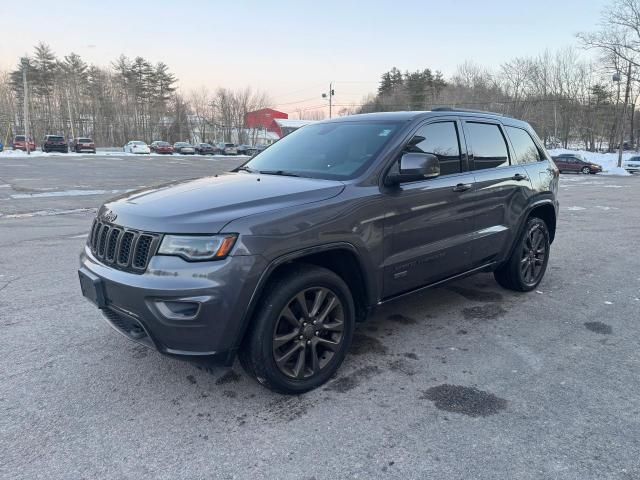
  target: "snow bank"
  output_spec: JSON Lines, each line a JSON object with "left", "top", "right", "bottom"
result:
{"left": 548, "top": 148, "right": 633, "bottom": 176}
{"left": 0, "top": 149, "right": 248, "bottom": 159}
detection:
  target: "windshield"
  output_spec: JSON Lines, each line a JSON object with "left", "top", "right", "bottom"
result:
{"left": 132, "top": 141, "right": 145, "bottom": 145}
{"left": 244, "top": 121, "right": 402, "bottom": 180}
{"left": 78, "top": 138, "right": 92, "bottom": 142}
{"left": 14, "top": 135, "right": 25, "bottom": 141}
{"left": 48, "top": 136, "right": 64, "bottom": 141}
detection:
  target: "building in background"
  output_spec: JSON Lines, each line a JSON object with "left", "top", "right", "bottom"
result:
{"left": 245, "top": 108, "right": 318, "bottom": 144}
{"left": 273, "top": 119, "right": 317, "bottom": 137}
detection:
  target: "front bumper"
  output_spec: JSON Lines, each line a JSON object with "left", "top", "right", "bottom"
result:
{"left": 79, "top": 246, "right": 266, "bottom": 365}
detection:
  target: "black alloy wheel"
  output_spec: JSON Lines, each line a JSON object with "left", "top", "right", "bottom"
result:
{"left": 272, "top": 287, "right": 345, "bottom": 379}
{"left": 520, "top": 223, "right": 548, "bottom": 286}
{"left": 239, "top": 264, "right": 355, "bottom": 394}
{"left": 494, "top": 217, "right": 551, "bottom": 292}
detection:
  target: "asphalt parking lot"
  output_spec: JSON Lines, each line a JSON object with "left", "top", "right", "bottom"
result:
{"left": 1, "top": 154, "right": 639, "bottom": 480}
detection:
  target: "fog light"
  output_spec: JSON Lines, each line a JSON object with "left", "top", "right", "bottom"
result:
{"left": 155, "top": 300, "right": 199, "bottom": 320}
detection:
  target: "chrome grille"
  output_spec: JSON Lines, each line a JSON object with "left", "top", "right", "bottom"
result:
{"left": 88, "top": 218, "right": 161, "bottom": 273}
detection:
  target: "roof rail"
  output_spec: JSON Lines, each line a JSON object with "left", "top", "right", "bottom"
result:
{"left": 432, "top": 107, "right": 504, "bottom": 116}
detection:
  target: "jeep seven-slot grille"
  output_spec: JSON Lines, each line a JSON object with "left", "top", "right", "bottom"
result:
{"left": 88, "top": 218, "right": 161, "bottom": 273}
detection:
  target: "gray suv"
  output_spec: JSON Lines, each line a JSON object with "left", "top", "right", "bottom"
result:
{"left": 79, "top": 110, "right": 559, "bottom": 393}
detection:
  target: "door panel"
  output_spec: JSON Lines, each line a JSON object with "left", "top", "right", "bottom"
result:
{"left": 470, "top": 166, "right": 533, "bottom": 264}
{"left": 462, "top": 119, "right": 534, "bottom": 265}
{"left": 382, "top": 172, "right": 477, "bottom": 297}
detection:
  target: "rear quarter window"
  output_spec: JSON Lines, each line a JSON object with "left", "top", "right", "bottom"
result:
{"left": 465, "top": 122, "right": 509, "bottom": 170}
{"left": 505, "top": 126, "right": 541, "bottom": 164}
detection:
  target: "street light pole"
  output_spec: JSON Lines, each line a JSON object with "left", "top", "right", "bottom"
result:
{"left": 21, "top": 58, "right": 30, "bottom": 155}
{"left": 618, "top": 62, "right": 633, "bottom": 168}
{"left": 322, "top": 82, "right": 335, "bottom": 119}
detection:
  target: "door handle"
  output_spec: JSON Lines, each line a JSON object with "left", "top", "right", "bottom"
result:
{"left": 512, "top": 173, "right": 528, "bottom": 181}
{"left": 453, "top": 183, "right": 472, "bottom": 192}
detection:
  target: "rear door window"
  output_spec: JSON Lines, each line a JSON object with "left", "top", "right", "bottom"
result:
{"left": 466, "top": 122, "right": 509, "bottom": 170}
{"left": 505, "top": 126, "right": 540, "bottom": 164}
{"left": 404, "top": 121, "right": 462, "bottom": 176}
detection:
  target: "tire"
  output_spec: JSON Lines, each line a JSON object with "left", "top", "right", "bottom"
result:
{"left": 581, "top": 167, "right": 590, "bottom": 174}
{"left": 494, "top": 217, "right": 550, "bottom": 292}
{"left": 239, "top": 264, "right": 355, "bottom": 394}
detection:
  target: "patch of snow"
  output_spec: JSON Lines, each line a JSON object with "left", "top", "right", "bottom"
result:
{"left": 2, "top": 208, "right": 96, "bottom": 219}
{"left": 10, "top": 189, "right": 133, "bottom": 199}
{"left": 566, "top": 206, "right": 586, "bottom": 211}
{"left": 604, "top": 301, "right": 613, "bottom": 305}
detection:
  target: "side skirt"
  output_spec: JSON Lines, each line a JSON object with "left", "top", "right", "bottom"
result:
{"left": 377, "top": 262, "right": 496, "bottom": 306}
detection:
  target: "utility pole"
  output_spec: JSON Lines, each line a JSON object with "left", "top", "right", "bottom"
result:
{"left": 618, "top": 62, "right": 632, "bottom": 168}
{"left": 21, "top": 58, "right": 30, "bottom": 155}
{"left": 322, "top": 82, "right": 335, "bottom": 119}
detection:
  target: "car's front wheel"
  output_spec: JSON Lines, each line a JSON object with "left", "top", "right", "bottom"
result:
{"left": 494, "top": 216, "right": 550, "bottom": 292}
{"left": 239, "top": 264, "right": 355, "bottom": 394}
{"left": 581, "top": 166, "right": 591, "bottom": 174}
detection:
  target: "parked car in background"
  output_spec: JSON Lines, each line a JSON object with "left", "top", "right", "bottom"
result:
{"left": 194, "top": 143, "right": 215, "bottom": 155}
{"left": 216, "top": 142, "right": 238, "bottom": 155}
{"left": 124, "top": 141, "right": 150, "bottom": 154}
{"left": 150, "top": 141, "right": 174, "bottom": 154}
{"left": 0, "top": 141, "right": 3, "bottom": 152}
{"left": 623, "top": 156, "right": 640, "bottom": 173}
{"left": 43, "top": 135, "right": 69, "bottom": 153}
{"left": 552, "top": 154, "right": 602, "bottom": 174}
{"left": 236, "top": 144, "right": 252, "bottom": 155}
{"left": 253, "top": 145, "right": 270, "bottom": 155}
{"left": 72, "top": 137, "right": 96, "bottom": 153}
{"left": 12, "top": 135, "right": 36, "bottom": 152}
{"left": 173, "top": 142, "right": 196, "bottom": 154}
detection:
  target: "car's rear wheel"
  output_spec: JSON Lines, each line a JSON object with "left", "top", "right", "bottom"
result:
{"left": 239, "top": 264, "right": 355, "bottom": 394}
{"left": 494, "top": 217, "right": 550, "bottom": 292}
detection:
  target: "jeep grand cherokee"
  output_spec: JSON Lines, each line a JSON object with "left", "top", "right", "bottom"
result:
{"left": 79, "top": 110, "right": 559, "bottom": 394}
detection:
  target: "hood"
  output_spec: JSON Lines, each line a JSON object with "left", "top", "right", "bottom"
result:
{"left": 100, "top": 172, "right": 345, "bottom": 233}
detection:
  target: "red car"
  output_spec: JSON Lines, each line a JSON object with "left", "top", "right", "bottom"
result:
{"left": 12, "top": 135, "right": 36, "bottom": 152}
{"left": 150, "top": 141, "right": 174, "bottom": 154}
{"left": 72, "top": 137, "right": 96, "bottom": 153}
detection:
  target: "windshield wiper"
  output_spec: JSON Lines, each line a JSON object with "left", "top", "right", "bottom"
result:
{"left": 258, "top": 170, "right": 301, "bottom": 177}
{"left": 235, "top": 166, "right": 256, "bottom": 173}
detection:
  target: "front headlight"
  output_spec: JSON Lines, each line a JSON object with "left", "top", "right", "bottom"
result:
{"left": 158, "top": 234, "right": 237, "bottom": 261}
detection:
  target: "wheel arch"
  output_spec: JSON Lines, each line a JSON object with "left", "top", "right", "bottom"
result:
{"left": 527, "top": 199, "right": 557, "bottom": 243}
{"left": 236, "top": 243, "right": 375, "bottom": 349}
{"left": 498, "top": 197, "right": 557, "bottom": 269}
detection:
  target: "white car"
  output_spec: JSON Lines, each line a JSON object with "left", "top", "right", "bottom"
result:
{"left": 217, "top": 142, "right": 238, "bottom": 155}
{"left": 623, "top": 155, "right": 640, "bottom": 173}
{"left": 124, "top": 141, "right": 150, "bottom": 154}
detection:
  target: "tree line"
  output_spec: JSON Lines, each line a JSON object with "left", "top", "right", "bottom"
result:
{"left": 360, "top": 52, "right": 627, "bottom": 152}
{"left": 0, "top": 43, "right": 270, "bottom": 147}
{"left": 360, "top": 0, "right": 640, "bottom": 154}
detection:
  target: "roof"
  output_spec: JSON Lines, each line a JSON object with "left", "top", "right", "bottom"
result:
{"left": 247, "top": 108, "right": 288, "bottom": 116}
{"left": 320, "top": 110, "right": 529, "bottom": 128}
{"left": 274, "top": 119, "right": 319, "bottom": 128}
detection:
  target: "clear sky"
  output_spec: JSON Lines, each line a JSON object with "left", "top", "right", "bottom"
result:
{"left": 0, "top": 0, "right": 610, "bottom": 113}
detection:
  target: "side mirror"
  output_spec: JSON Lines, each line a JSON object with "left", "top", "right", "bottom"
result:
{"left": 385, "top": 153, "right": 440, "bottom": 186}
